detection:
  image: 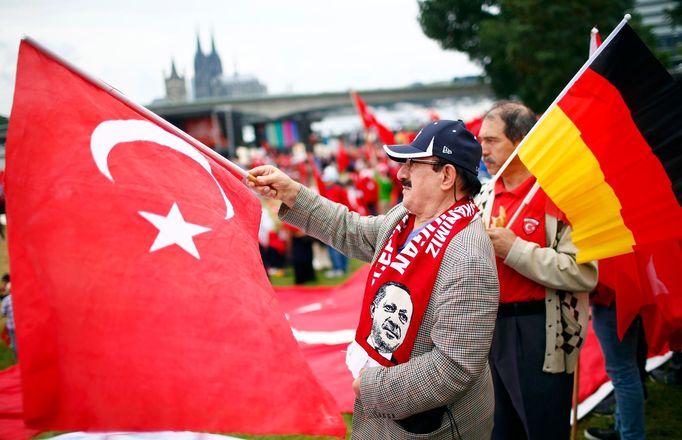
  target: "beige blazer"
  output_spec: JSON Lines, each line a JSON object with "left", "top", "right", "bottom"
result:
{"left": 281, "top": 187, "right": 500, "bottom": 440}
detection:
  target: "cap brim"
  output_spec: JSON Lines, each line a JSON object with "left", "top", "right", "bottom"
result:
{"left": 382, "top": 143, "right": 433, "bottom": 162}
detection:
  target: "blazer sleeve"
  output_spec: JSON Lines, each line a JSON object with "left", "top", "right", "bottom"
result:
{"left": 278, "top": 185, "right": 394, "bottom": 263}
{"left": 358, "top": 221, "right": 500, "bottom": 419}
{"left": 503, "top": 219, "right": 598, "bottom": 292}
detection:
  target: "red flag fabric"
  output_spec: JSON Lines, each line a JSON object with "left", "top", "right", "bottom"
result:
{"left": 611, "top": 240, "right": 682, "bottom": 351}
{"left": 428, "top": 108, "right": 441, "bottom": 122}
{"left": 308, "top": 153, "right": 326, "bottom": 197}
{"left": 0, "top": 365, "right": 41, "bottom": 440}
{"left": 0, "top": 327, "right": 9, "bottom": 349}
{"left": 336, "top": 138, "right": 350, "bottom": 173}
{"left": 350, "top": 91, "right": 396, "bottom": 145}
{"left": 464, "top": 116, "right": 483, "bottom": 137}
{"left": 5, "top": 39, "right": 344, "bottom": 437}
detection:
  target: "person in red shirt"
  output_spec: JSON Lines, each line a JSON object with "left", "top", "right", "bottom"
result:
{"left": 477, "top": 101, "right": 598, "bottom": 440}
{"left": 356, "top": 166, "right": 379, "bottom": 216}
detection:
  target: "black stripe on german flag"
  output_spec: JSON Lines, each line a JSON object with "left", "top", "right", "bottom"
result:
{"left": 590, "top": 24, "right": 682, "bottom": 204}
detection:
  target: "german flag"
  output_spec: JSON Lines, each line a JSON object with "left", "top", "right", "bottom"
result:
{"left": 518, "top": 22, "right": 682, "bottom": 263}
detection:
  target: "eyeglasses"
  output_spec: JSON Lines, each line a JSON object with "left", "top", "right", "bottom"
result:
{"left": 403, "top": 158, "right": 444, "bottom": 170}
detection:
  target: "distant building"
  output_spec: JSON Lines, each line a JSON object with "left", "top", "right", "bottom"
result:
{"left": 218, "top": 72, "right": 268, "bottom": 98}
{"left": 635, "top": 0, "right": 682, "bottom": 67}
{"left": 192, "top": 33, "right": 267, "bottom": 100}
{"left": 164, "top": 59, "right": 187, "bottom": 102}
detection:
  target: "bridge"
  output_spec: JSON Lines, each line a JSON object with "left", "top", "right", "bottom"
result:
{"left": 147, "top": 79, "right": 492, "bottom": 121}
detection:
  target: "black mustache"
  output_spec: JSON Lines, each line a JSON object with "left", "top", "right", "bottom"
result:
{"left": 401, "top": 179, "right": 411, "bottom": 189}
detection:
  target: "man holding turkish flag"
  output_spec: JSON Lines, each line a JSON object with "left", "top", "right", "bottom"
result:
{"left": 4, "top": 39, "right": 345, "bottom": 437}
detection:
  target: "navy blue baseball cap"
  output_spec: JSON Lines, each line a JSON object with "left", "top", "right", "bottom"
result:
{"left": 383, "top": 120, "right": 482, "bottom": 175}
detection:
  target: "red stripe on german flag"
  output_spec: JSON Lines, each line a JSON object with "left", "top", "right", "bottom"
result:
{"left": 517, "top": 24, "right": 682, "bottom": 263}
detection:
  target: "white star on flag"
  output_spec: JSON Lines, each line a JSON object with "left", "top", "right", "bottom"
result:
{"left": 139, "top": 202, "right": 211, "bottom": 259}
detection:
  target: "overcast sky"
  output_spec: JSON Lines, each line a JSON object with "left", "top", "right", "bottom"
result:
{"left": 0, "top": 0, "right": 482, "bottom": 116}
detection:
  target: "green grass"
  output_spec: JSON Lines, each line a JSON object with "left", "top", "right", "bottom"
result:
{"left": 577, "top": 377, "right": 682, "bottom": 439}
{"left": 268, "top": 258, "right": 365, "bottom": 288}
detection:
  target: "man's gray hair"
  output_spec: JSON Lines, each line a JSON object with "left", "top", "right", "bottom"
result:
{"left": 484, "top": 101, "right": 537, "bottom": 144}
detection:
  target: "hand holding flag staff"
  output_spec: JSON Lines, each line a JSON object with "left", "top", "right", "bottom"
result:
{"left": 5, "top": 38, "right": 345, "bottom": 436}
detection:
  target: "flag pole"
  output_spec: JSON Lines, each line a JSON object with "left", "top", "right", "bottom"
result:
{"left": 505, "top": 181, "right": 540, "bottom": 229}
{"left": 23, "top": 37, "right": 255, "bottom": 183}
{"left": 488, "top": 14, "right": 631, "bottom": 180}
{"left": 570, "top": 355, "right": 581, "bottom": 440}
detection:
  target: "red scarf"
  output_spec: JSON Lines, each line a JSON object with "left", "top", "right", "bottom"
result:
{"left": 355, "top": 198, "right": 479, "bottom": 367}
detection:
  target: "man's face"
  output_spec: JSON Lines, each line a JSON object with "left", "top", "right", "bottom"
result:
{"left": 370, "top": 284, "right": 413, "bottom": 353}
{"left": 479, "top": 116, "right": 517, "bottom": 176}
{"left": 396, "top": 156, "right": 444, "bottom": 216}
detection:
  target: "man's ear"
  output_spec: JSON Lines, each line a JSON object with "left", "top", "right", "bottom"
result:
{"left": 370, "top": 302, "right": 375, "bottom": 318}
{"left": 441, "top": 164, "right": 457, "bottom": 191}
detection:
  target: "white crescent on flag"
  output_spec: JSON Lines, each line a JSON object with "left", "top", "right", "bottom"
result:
{"left": 90, "top": 119, "right": 235, "bottom": 220}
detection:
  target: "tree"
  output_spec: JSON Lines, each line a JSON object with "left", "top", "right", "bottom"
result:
{"left": 418, "top": 0, "right": 654, "bottom": 111}
{"left": 668, "top": 0, "right": 682, "bottom": 60}
{"left": 669, "top": 0, "right": 682, "bottom": 25}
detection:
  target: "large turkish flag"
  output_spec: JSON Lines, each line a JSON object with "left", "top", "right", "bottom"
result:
{"left": 5, "top": 39, "right": 344, "bottom": 437}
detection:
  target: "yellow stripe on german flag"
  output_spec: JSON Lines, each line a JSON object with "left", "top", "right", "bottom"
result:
{"left": 518, "top": 105, "right": 635, "bottom": 262}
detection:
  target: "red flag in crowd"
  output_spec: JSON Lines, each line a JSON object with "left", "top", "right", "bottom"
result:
{"left": 464, "top": 116, "right": 484, "bottom": 137}
{"left": 0, "top": 327, "right": 9, "bottom": 349}
{"left": 336, "top": 138, "right": 350, "bottom": 172}
{"left": 599, "top": 241, "right": 682, "bottom": 351}
{"left": 5, "top": 39, "right": 345, "bottom": 437}
{"left": 308, "top": 153, "right": 327, "bottom": 197}
{"left": 350, "top": 90, "right": 396, "bottom": 144}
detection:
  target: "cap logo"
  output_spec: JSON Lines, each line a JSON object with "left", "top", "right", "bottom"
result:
{"left": 442, "top": 146, "right": 452, "bottom": 155}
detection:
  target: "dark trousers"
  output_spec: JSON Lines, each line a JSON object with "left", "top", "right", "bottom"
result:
{"left": 490, "top": 302, "right": 574, "bottom": 440}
